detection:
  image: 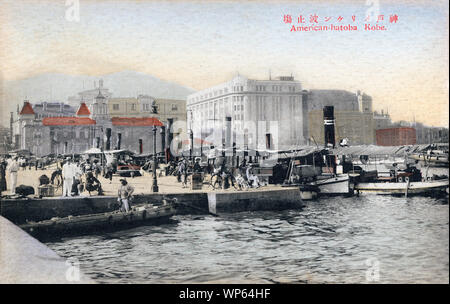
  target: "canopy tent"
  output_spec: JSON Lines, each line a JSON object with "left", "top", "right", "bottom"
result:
{"left": 83, "top": 148, "right": 103, "bottom": 154}
{"left": 330, "top": 144, "right": 434, "bottom": 157}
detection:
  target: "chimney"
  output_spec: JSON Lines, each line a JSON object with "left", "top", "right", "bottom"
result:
{"left": 323, "top": 106, "right": 336, "bottom": 148}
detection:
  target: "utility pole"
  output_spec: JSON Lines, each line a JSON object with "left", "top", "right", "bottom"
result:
{"left": 151, "top": 100, "right": 159, "bottom": 192}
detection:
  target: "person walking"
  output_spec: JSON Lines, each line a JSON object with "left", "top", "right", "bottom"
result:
{"left": 62, "top": 158, "right": 73, "bottom": 197}
{"left": 8, "top": 156, "right": 19, "bottom": 195}
{"left": 105, "top": 163, "right": 114, "bottom": 183}
{"left": 118, "top": 179, "right": 134, "bottom": 212}
{"left": 178, "top": 159, "right": 188, "bottom": 188}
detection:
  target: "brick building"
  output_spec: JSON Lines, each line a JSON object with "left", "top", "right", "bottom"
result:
{"left": 376, "top": 127, "right": 417, "bottom": 146}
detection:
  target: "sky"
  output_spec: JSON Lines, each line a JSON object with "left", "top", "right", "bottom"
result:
{"left": 0, "top": 0, "right": 448, "bottom": 127}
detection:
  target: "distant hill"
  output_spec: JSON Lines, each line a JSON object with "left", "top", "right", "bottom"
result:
{"left": 1, "top": 70, "right": 195, "bottom": 121}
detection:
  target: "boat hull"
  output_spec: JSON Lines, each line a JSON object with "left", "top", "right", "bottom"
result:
{"left": 19, "top": 203, "right": 175, "bottom": 239}
{"left": 355, "top": 179, "right": 449, "bottom": 196}
{"left": 313, "top": 174, "right": 354, "bottom": 196}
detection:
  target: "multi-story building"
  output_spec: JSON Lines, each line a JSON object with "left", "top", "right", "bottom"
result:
{"left": 400, "top": 121, "right": 449, "bottom": 144}
{"left": 32, "top": 102, "right": 76, "bottom": 120}
{"left": 67, "top": 79, "right": 112, "bottom": 107}
{"left": 13, "top": 92, "right": 165, "bottom": 156}
{"left": 373, "top": 110, "right": 393, "bottom": 130}
{"left": 376, "top": 127, "right": 417, "bottom": 146}
{"left": 306, "top": 90, "right": 376, "bottom": 145}
{"left": 108, "top": 95, "right": 186, "bottom": 124}
{"left": 186, "top": 75, "right": 307, "bottom": 150}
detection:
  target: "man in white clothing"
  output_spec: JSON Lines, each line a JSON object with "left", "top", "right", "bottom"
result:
{"left": 62, "top": 158, "right": 73, "bottom": 197}
{"left": 71, "top": 160, "right": 83, "bottom": 196}
{"left": 8, "top": 156, "right": 19, "bottom": 195}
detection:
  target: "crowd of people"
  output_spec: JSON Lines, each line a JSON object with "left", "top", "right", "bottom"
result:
{"left": 0, "top": 152, "right": 265, "bottom": 200}
{"left": 164, "top": 156, "right": 262, "bottom": 189}
{"left": 59, "top": 157, "right": 104, "bottom": 197}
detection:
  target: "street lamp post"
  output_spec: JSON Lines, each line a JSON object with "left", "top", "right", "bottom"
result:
{"left": 189, "top": 129, "right": 194, "bottom": 161}
{"left": 151, "top": 100, "right": 159, "bottom": 193}
{"left": 188, "top": 109, "right": 193, "bottom": 161}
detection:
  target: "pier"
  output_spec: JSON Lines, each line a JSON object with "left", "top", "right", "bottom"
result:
{"left": 0, "top": 168, "right": 304, "bottom": 224}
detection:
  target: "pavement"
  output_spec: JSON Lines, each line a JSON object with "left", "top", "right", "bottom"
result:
{"left": 2, "top": 166, "right": 284, "bottom": 197}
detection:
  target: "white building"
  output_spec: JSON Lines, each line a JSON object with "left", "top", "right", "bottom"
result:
{"left": 67, "top": 79, "right": 112, "bottom": 107}
{"left": 186, "top": 75, "right": 307, "bottom": 151}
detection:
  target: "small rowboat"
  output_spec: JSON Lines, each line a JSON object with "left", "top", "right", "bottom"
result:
{"left": 19, "top": 201, "right": 176, "bottom": 238}
{"left": 355, "top": 179, "right": 449, "bottom": 196}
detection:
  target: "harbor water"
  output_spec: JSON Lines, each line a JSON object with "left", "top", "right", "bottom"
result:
{"left": 46, "top": 195, "right": 449, "bottom": 284}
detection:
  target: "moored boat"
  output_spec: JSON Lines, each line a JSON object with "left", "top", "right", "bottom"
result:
{"left": 355, "top": 178, "right": 449, "bottom": 196}
{"left": 312, "top": 174, "right": 355, "bottom": 196}
{"left": 19, "top": 200, "right": 176, "bottom": 238}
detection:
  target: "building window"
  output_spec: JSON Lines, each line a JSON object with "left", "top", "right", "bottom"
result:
{"left": 113, "top": 104, "right": 119, "bottom": 110}
{"left": 171, "top": 104, "right": 178, "bottom": 111}
{"left": 131, "top": 104, "right": 136, "bottom": 111}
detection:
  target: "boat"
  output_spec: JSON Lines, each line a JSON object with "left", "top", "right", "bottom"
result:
{"left": 355, "top": 178, "right": 449, "bottom": 196}
{"left": 19, "top": 200, "right": 176, "bottom": 238}
{"left": 409, "top": 153, "right": 449, "bottom": 167}
{"left": 409, "top": 143, "right": 449, "bottom": 167}
{"left": 312, "top": 173, "right": 356, "bottom": 196}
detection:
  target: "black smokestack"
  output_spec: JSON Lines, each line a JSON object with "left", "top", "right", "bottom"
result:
{"left": 323, "top": 106, "right": 335, "bottom": 148}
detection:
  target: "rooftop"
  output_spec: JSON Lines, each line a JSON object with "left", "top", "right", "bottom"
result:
{"left": 19, "top": 102, "right": 35, "bottom": 115}
{"left": 76, "top": 103, "right": 91, "bottom": 116}
{"left": 111, "top": 117, "right": 163, "bottom": 127}
{"left": 42, "top": 117, "right": 96, "bottom": 126}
